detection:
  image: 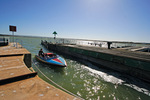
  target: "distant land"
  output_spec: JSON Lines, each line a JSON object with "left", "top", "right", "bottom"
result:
{"left": 0, "top": 33, "right": 150, "bottom": 44}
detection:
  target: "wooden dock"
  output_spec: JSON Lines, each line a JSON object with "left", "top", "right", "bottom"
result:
{"left": 0, "top": 43, "right": 80, "bottom": 100}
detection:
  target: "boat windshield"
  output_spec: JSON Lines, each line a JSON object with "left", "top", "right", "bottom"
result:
{"left": 46, "top": 53, "right": 58, "bottom": 58}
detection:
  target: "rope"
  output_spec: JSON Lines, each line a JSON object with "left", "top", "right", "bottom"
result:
{"left": 32, "top": 60, "right": 83, "bottom": 100}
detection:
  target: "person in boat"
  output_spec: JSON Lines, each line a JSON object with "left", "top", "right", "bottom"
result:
{"left": 38, "top": 48, "right": 44, "bottom": 57}
{"left": 44, "top": 53, "right": 50, "bottom": 59}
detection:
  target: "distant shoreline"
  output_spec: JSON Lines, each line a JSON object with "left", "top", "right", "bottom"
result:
{"left": 0, "top": 34, "right": 45, "bottom": 38}
{"left": 0, "top": 34, "right": 150, "bottom": 44}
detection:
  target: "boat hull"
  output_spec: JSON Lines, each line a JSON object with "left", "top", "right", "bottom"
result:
{"left": 35, "top": 53, "right": 67, "bottom": 67}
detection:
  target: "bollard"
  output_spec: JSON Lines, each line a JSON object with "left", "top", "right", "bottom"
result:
{"left": 107, "top": 42, "right": 112, "bottom": 49}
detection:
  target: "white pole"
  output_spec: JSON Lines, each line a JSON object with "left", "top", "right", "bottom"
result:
{"left": 12, "top": 31, "right": 15, "bottom": 47}
{"left": 16, "top": 39, "right": 17, "bottom": 48}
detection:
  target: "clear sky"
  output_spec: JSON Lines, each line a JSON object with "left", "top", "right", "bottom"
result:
{"left": 0, "top": 0, "right": 150, "bottom": 42}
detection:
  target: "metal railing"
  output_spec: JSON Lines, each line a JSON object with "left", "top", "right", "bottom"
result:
{"left": 15, "top": 39, "right": 23, "bottom": 48}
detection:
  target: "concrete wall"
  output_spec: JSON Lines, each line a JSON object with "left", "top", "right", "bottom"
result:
{"left": 42, "top": 42, "right": 150, "bottom": 83}
{"left": 23, "top": 54, "right": 31, "bottom": 68}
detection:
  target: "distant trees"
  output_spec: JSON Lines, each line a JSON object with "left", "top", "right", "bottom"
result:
{"left": 53, "top": 31, "right": 57, "bottom": 39}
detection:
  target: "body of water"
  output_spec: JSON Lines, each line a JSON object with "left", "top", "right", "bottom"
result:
{"left": 3, "top": 36, "right": 150, "bottom": 100}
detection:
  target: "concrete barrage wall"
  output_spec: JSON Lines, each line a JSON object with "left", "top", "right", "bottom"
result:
{"left": 42, "top": 41, "right": 150, "bottom": 83}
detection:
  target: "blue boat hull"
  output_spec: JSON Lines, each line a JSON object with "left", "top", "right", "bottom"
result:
{"left": 35, "top": 53, "right": 67, "bottom": 67}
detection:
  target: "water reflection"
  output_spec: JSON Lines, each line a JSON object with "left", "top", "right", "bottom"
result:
{"left": 63, "top": 56, "right": 150, "bottom": 99}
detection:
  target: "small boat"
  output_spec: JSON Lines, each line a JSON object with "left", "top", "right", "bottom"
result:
{"left": 35, "top": 53, "right": 67, "bottom": 67}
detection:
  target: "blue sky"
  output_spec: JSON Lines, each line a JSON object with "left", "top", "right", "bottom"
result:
{"left": 0, "top": 0, "right": 150, "bottom": 42}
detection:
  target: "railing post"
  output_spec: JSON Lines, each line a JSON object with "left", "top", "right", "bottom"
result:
{"left": 21, "top": 40, "right": 23, "bottom": 48}
{"left": 16, "top": 39, "right": 17, "bottom": 48}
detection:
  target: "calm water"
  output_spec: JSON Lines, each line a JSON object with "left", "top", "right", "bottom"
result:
{"left": 5, "top": 36, "right": 150, "bottom": 100}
